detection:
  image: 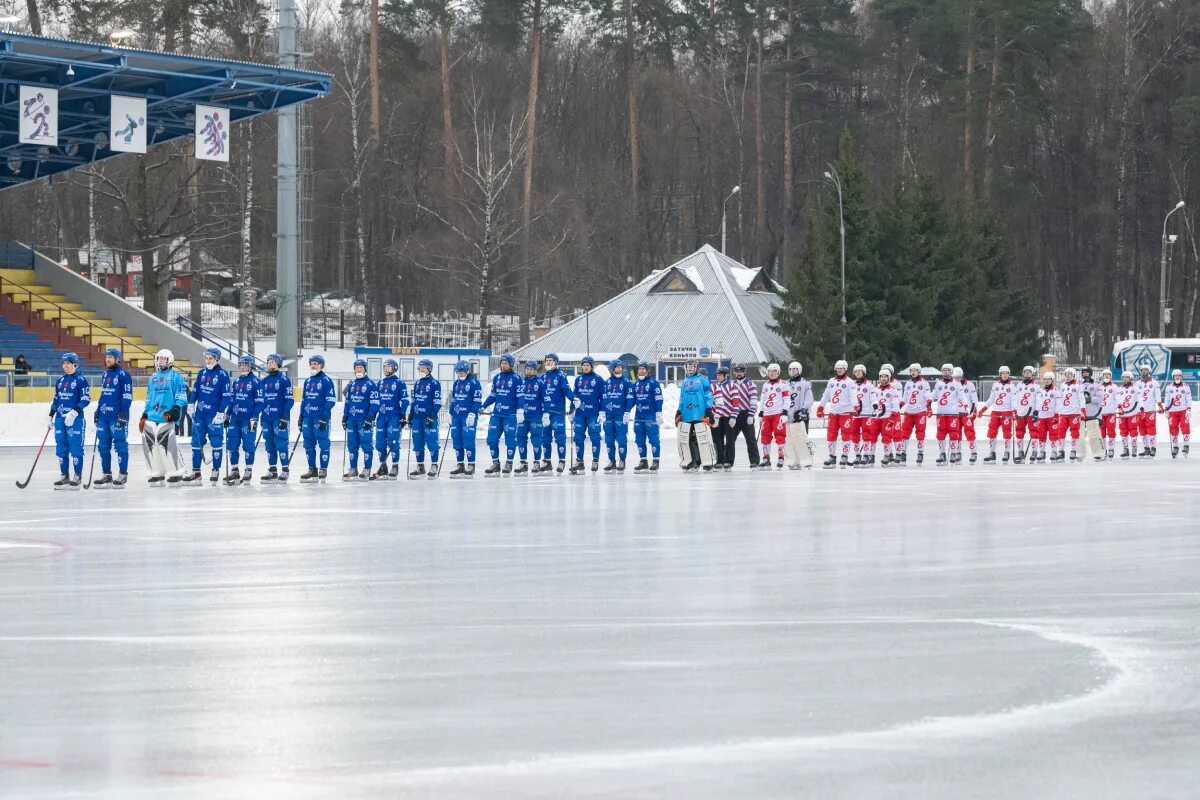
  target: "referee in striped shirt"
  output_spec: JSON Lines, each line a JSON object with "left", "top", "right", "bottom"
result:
{"left": 714, "top": 364, "right": 761, "bottom": 468}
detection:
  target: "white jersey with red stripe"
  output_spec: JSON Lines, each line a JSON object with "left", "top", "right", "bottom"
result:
{"left": 1100, "top": 381, "right": 1118, "bottom": 414}
{"left": 957, "top": 379, "right": 978, "bottom": 413}
{"left": 1055, "top": 380, "right": 1082, "bottom": 416}
{"left": 757, "top": 378, "right": 789, "bottom": 417}
{"left": 901, "top": 377, "right": 931, "bottom": 414}
{"left": 1163, "top": 381, "right": 1191, "bottom": 412}
{"left": 1034, "top": 385, "right": 1061, "bottom": 419}
{"left": 852, "top": 380, "right": 880, "bottom": 418}
{"left": 984, "top": 379, "right": 1017, "bottom": 412}
{"left": 931, "top": 379, "right": 962, "bottom": 416}
{"left": 1134, "top": 377, "right": 1160, "bottom": 411}
{"left": 1012, "top": 378, "right": 1038, "bottom": 418}
{"left": 879, "top": 381, "right": 902, "bottom": 415}
{"left": 1115, "top": 383, "right": 1139, "bottom": 417}
{"left": 819, "top": 375, "right": 858, "bottom": 415}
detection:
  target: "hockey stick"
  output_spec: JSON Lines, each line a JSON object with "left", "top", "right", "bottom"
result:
{"left": 16, "top": 427, "right": 52, "bottom": 489}
{"left": 405, "top": 420, "right": 416, "bottom": 479}
{"left": 82, "top": 428, "right": 99, "bottom": 489}
{"left": 288, "top": 423, "right": 303, "bottom": 463}
{"left": 340, "top": 421, "right": 350, "bottom": 480}
{"left": 431, "top": 415, "right": 452, "bottom": 478}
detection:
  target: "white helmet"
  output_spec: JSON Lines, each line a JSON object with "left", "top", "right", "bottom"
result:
{"left": 999, "top": 365, "right": 1010, "bottom": 375}
{"left": 834, "top": 359, "right": 848, "bottom": 371}
{"left": 1122, "top": 370, "right": 1133, "bottom": 380}
{"left": 1101, "top": 368, "right": 1112, "bottom": 378}
{"left": 788, "top": 361, "right": 802, "bottom": 376}
{"left": 155, "top": 348, "right": 174, "bottom": 369}
{"left": 1139, "top": 363, "right": 1151, "bottom": 373}
{"left": 767, "top": 362, "right": 781, "bottom": 374}
{"left": 941, "top": 363, "right": 953, "bottom": 373}
{"left": 1064, "top": 367, "right": 1076, "bottom": 378}
{"left": 1043, "top": 371, "right": 1055, "bottom": 382}
{"left": 952, "top": 367, "right": 963, "bottom": 379}
{"left": 909, "top": 363, "right": 922, "bottom": 373}
{"left": 1172, "top": 369, "right": 1183, "bottom": 378}
{"left": 879, "top": 366, "right": 892, "bottom": 377}
{"left": 1022, "top": 365, "right": 1035, "bottom": 376}
{"left": 881, "top": 363, "right": 894, "bottom": 374}
{"left": 853, "top": 363, "right": 866, "bottom": 375}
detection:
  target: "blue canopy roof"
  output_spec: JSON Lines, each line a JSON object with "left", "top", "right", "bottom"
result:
{"left": 0, "top": 31, "right": 331, "bottom": 188}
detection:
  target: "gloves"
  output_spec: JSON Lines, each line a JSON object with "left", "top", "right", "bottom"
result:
{"left": 598, "top": 412, "right": 606, "bottom": 426}
{"left": 187, "top": 403, "right": 197, "bottom": 418}
{"left": 757, "top": 410, "right": 764, "bottom": 418}
{"left": 341, "top": 418, "right": 349, "bottom": 430}
{"left": 572, "top": 397, "right": 580, "bottom": 409}
{"left": 622, "top": 412, "right": 630, "bottom": 425}
{"left": 1157, "top": 403, "right": 1165, "bottom": 413}
{"left": 424, "top": 416, "right": 435, "bottom": 430}
{"left": 63, "top": 410, "right": 78, "bottom": 427}
{"left": 800, "top": 410, "right": 809, "bottom": 423}
{"left": 674, "top": 412, "right": 683, "bottom": 427}
{"left": 542, "top": 413, "right": 550, "bottom": 427}
{"left": 164, "top": 406, "right": 180, "bottom": 423}
{"left": 248, "top": 418, "right": 257, "bottom": 433}
{"left": 816, "top": 406, "right": 825, "bottom": 418}
{"left": 93, "top": 409, "right": 100, "bottom": 424}
{"left": 792, "top": 411, "right": 802, "bottom": 423}
{"left": 277, "top": 419, "right": 288, "bottom": 432}
{"left": 362, "top": 417, "right": 373, "bottom": 431}
{"left": 116, "top": 415, "right": 127, "bottom": 430}
{"left": 138, "top": 416, "right": 147, "bottom": 433}
{"left": 728, "top": 416, "right": 736, "bottom": 428}
{"left": 704, "top": 409, "right": 715, "bottom": 425}
{"left": 46, "top": 419, "right": 53, "bottom": 430}
{"left": 466, "top": 413, "right": 476, "bottom": 428}
{"left": 516, "top": 409, "right": 525, "bottom": 425}
{"left": 399, "top": 416, "right": 408, "bottom": 429}
{"left": 317, "top": 418, "right": 328, "bottom": 432}
{"left": 655, "top": 412, "right": 663, "bottom": 426}
{"left": 213, "top": 412, "right": 227, "bottom": 426}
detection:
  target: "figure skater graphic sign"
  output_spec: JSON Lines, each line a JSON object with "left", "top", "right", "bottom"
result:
{"left": 19, "top": 86, "right": 57, "bottom": 146}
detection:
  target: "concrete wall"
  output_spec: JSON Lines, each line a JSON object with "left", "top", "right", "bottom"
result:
{"left": 31, "top": 250, "right": 213, "bottom": 366}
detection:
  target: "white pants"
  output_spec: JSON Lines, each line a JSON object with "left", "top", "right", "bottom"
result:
{"left": 142, "top": 420, "right": 184, "bottom": 479}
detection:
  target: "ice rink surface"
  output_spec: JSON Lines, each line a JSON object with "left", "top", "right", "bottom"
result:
{"left": 1, "top": 448, "right": 1198, "bottom": 799}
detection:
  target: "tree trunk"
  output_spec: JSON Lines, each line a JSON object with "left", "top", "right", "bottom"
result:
{"left": 440, "top": 18, "right": 456, "bottom": 196}
{"left": 238, "top": 121, "right": 255, "bottom": 351}
{"left": 141, "top": 245, "right": 165, "bottom": 320}
{"left": 626, "top": 0, "right": 640, "bottom": 275}
{"left": 962, "top": 0, "right": 976, "bottom": 203}
{"left": 781, "top": 0, "right": 794, "bottom": 273}
{"left": 754, "top": 3, "right": 767, "bottom": 269}
{"left": 518, "top": 0, "right": 543, "bottom": 344}
{"left": 982, "top": 14, "right": 1001, "bottom": 197}
{"left": 369, "top": 0, "right": 381, "bottom": 140}
{"left": 189, "top": 246, "right": 204, "bottom": 325}
{"left": 25, "top": 0, "right": 41, "bottom": 35}
{"left": 1114, "top": 0, "right": 1136, "bottom": 335}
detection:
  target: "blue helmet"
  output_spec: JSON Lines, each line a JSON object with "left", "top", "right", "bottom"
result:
{"left": 544, "top": 352, "right": 559, "bottom": 365}
{"left": 104, "top": 347, "right": 121, "bottom": 361}
{"left": 609, "top": 359, "right": 623, "bottom": 372}
{"left": 309, "top": 354, "right": 326, "bottom": 369}
{"left": 499, "top": 353, "right": 516, "bottom": 368}
{"left": 353, "top": 358, "right": 367, "bottom": 371}
{"left": 454, "top": 360, "right": 470, "bottom": 374}
{"left": 266, "top": 353, "right": 283, "bottom": 368}
{"left": 637, "top": 360, "right": 650, "bottom": 371}
{"left": 203, "top": 346, "right": 221, "bottom": 361}
{"left": 418, "top": 358, "right": 433, "bottom": 371}
{"left": 580, "top": 356, "right": 595, "bottom": 366}
{"left": 383, "top": 357, "right": 398, "bottom": 373}
{"left": 525, "top": 359, "right": 539, "bottom": 370}
{"left": 238, "top": 354, "right": 254, "bottom": 368}
{"left": 61, "top": 352, "right": 79, "bottom": 366}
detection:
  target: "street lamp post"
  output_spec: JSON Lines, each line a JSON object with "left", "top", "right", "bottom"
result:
{"left": 824, "top": 166, "right": 846, "bottom": 359}
{"left": 721, "top": 185, "right": 740, "bottom": 255}
{"left": 1159, "top": 200, "right": 1186, "bottom": 337}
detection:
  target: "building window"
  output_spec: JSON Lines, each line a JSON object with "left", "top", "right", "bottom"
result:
{"left": 650, "top": 268, "right": 700, "bottom": 294}
{"left": 746, "top": 269, "right": 774, "bottom": 293}
{"left": 663, "top": 365, "right": 685, "bottom": 383}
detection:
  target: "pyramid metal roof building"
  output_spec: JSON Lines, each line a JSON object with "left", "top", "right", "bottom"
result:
{"left": 515, "top": 246, "right": 791, "bottom": 365}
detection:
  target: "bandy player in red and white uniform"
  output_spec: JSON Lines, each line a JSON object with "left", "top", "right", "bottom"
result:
{"left": 1055, "top": 367, "right": 1084, "bottom": 461}
{"left": 1099, "top": 368, "right": 1118, "bottom": 459}
{"left": 1011, "top": 366, "right": 1038, "bottom": 463}
{"left": 931, "top": 363, "right": 964, "bottom": 465}
{"left": 876, "top": 366, "right": 903, "bottom": 466}
{"left": 1114, "top": 371, "right": 1140, "bottom": 458}
{"left": 898, "top": 363, "right": 930, "bottom": 465}
{"left": 1030, "top": 371, "right": 1061, "bottom": 463}
{"left": 850, "top": 364, "right": 880, "bottom": 467}
{"left": 954, "top": 367, "right": 979, "bottom": 463}
{"left": 756, "top": 362, "right": 789, "bottom": 468}
{"left": 1163, "top": 368, "right": 1191, "bottom": 458}
{"left": 1134, "top": 364, "right": 1162, "bottom": 457}
{"left": 978, "top": 365, "right": 1016, "bottom": 463}
{"left": 817, "top": 359, "right": 856, "bottom": 468}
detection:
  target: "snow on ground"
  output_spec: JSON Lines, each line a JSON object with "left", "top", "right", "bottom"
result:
{"left": 0, "top": 451, "right": 1197, "bottom": 798}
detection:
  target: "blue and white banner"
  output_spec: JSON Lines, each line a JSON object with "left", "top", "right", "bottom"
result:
{"left": 109, "top": 95, "right": 147, "bottom": 153}
{"left": 194, "top": 104, "right": 229, "bottom": 162}
{"left": 19, "top": 85, "right": 57, "bottom": 146}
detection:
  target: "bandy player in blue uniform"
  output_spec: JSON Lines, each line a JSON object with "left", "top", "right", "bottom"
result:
{"left": 299, "top": 354, "right": 337, "bottom": 482}
{"left": 373, "top": 358, "right": 409, "bottom": 479}
{"left": 448, "top": 361, "right": 483, "bottom": 478}
{"left": 341, "top": 358, "right": 380, "bottom": 479}
{"left": 632, "top": 361, "right": 663, "bottom": 473}
{"left": 92, "top": 347, "right": 132, "bottom": 488}
{"left": 600, "top": 359, "right": 635, "bottom": 473}
{"left": 259, "top": 354, "right": 294, "bottom": 483}
{"left": 515, "top": 359, "right": 544, "bottom": 474}
{"left": 481, "top": 353, "right": 521, "bottom": 475}
{"left": 184, "top": 347, "right": 231, "bottom": 484}
{"left": 408, "top": 359, "right": 443, "bottom": 478}
{"left": 569, "top": 356, "right": 605, "bottom": 474}
{"left": 540, "top": 353, "right": 575, "bottom": 473}
{"left": 224, "top": 355, "right": 263, "bottom": 484}
{"left": 48, "top": 352, "right": 90, "bottom": 488}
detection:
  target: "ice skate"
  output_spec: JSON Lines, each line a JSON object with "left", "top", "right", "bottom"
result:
{"left": 465, "top": 463, "right": 475, "bottom": 477}
{"left": 449, "top": 463, "right": 466, "bottom": 478}
{"left": 531, "top": 461, "right": 542, "bottom": 474}
{"left": 936, "top": 454, "right": 947, "bottom": 466}
{"left": 485, "top": 460, "right": 503, "bottom": 476}
{"left": 1172, "top": 446, "right": 1179, "bottom": 459}
{"left": 983, "top": 453, "right": 997, "bottom": 464}
{"left": 823, "top": 456, "right": 836, "bottom": 469}
{"left": 541, "top": 459, "right": 553, "bottom": 473}
{"left": 389, "top": 465, "right": 399, "bottom": 479}
{"left": 358, "top": 469, "right": 370, "bottom": 481}
{"left": 514, "top": 461, "right": 529, "bottom": 476}
{"left": 317, "top": 468, "right": 328, "bottom": 482}
{"left": 617, "top": 459, "right": 627, "bottom": 472}
{"left": 343, "top": 467, "right": 359, "bottom": 481}
{"left": 1151, "top": 447, "right": 1158, "bottom": 458}
{"left": 262, "top": 468, "right": 279, "bottom": 483}
{"left": 702, "top": 464, "right": 714, "bottom": 472}
{"left": 649, "top": 458, "right": 660, "bottom": 472}
{"left": 279, "top": 468, "right": 290, "bottom": 483}
{"left": 241, "top": 468, "right": 253, "bottom": 484}
{"left": 570, "top": 459, "right": 585, "bottom": 475}
{"left": 182, "top": 470, "right": 203, "bottom": 484}
{"left": 969, "top": 452, "right": 977, "bottom": 464}
{"left": 503, "top": 461, "right": 513, "bottom": 475}
{"left": 916, "top": 451, "right": 924, "bottom": 465}
{"left": 899, "top": 452, "right": 907, "bottom": 466}
{"left": 1184, "top": 445, "right": 1190, "bottom": 458}
{"left": 92, "top": 473, "right": 113, "bottom": 488}
{"left": 224, "top": 467, "right": 241, "bottom": 485}
{"left": 53, "top": 474, "right": 70, "bottom": 490}
{"left": 603, "top": 459, "right": 617, "bottom": 474}
{"left": 682, "top": 461, "right": 697, "bottom": 472}
{"left": 167, "top": 474, "right": 182, "bottom": 486}
{"left": 427, "top": 463, "right": 439, "bottom": 479}
{"left": 839, "top": 455, "right": 850, "bottom": 469}
{"left": 374, "top": 464, "right": 390, "bottom": 481}
{"left": 757, "top": 459, "right": 772, "bottom": 470}
{"left": 147, "top": 475, "right": 165, "bottom": 487}
{"left": 1002, "top": 452, "right": 1010, "bottom": 463}
{"left": 591, "top": 458, "right": 599, "bottom": 473}
{"left": 112, "top": 473, "right": 128, "bottom": 488}
{"left": 776, "top": 457, "right": 785, "bottom": 469}
{"left": 633, "top": 458, "right": 649, "bottom": 473}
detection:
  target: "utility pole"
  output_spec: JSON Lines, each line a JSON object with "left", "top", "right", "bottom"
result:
{"left": 276, "top": 0, "right": 300, "bottom": 375}
{"left": 1159, "top": 200, "right": 1185, "bottom": 337}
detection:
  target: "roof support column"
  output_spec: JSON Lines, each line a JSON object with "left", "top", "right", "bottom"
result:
{"left": 275, "top": 0, "right": 300, "bottom": 375}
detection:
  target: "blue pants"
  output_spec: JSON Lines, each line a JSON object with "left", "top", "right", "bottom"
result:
{"left": 634, "top": 419, "right": 660, "bottom": 459}
{"left": 574, "top": 411, "right": 602, "bottom": 460}
{"left": 225, "top": 420, "right": 257, "bottom": 466}
{"left": 603, "top": 418, "right": 629, "bottom": 462}
{"left": 486, "top": 414, "right": 518, "bottom": 460}
{"left": 542, "top": 413, "right": 568, "bottom": 460}
{"left": 302, "top": 416, "right": 332, "bottom": 469}
{"left": 263, "top": 419, "right": 291, "bottom": 468}
{"left": 54, "top": 414, "right": 85, "bottom": 476}
{"left": 375, "top": 416, "right": 402, "bottom": 464}
{"left": 347, "top": 424, "right": 373, "bottom": 470}
{"left": 411, "top": 415, "right": 440, "bottom": 464}
{"left": 450, "top": 414, "right": 478, "bottom": 463}
{"left": 96, "top": 417, "right": 128, "bottom": 474}
{"left": 517, "top": 417, "right": 542, "bottom": 461}
{"left": 191, "top": 415, "right": 224, "bottom": 470}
